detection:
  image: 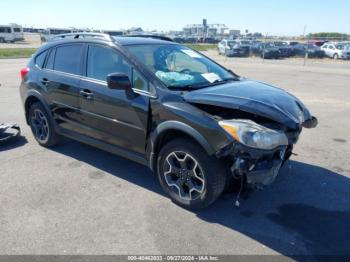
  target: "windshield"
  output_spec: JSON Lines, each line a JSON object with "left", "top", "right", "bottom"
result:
{"left": 274, "top": 42, "right": 287, "bottom": 46}
{"left": 228, "top": 41, "right": 239, "bottom": 48}
{"left": 307, "top": 44, "right": 318, "bottom": 49}
{"left": 240, "top": 41, "right": 251, "bottom": 45}
{"left": 335, "top": 44, "right": 345, "bottom": 50}
{"left": 264, "top": 43, "right": 275, "bottom": 48}
{"left": 126, "top": 44, "right": 236, "bottom": 89}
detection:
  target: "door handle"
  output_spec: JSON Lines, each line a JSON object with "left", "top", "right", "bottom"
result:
{"left": 41, "top": 78, "right": 49, "bottom": 86}
{"left": 80, "top": 89, "right": 94, "bottom": 100}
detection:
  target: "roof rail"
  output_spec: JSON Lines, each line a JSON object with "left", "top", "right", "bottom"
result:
{"left": 123, "top": 34, "right": 174, "bottom": 42}
{"left": 48, "top": 32, "right": 113, "bottom": 42}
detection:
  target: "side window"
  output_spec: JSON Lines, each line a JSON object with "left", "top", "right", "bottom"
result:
{"left": 133, "top": 69, "right": 148, "bottom": 92}
{"left": 35, "top": 50, "right": 48, "bottom": 68}
{"left": 87, "top": 45, "right": 131, "bottom": 81}
{"left": 54, "top": 45, "right": 83, "bottom": 75}
{"left": 0, "top": 27, "right": 11, "bottom": 33}
{"left": 45, "top": 48, "right": 55, "bottom": 70}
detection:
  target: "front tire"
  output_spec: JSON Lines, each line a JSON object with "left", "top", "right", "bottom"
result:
{"left": 157, "top": 138, "right": 226, "bottom": 209}
{"left": 28, "top": 102, "right": 60, "bottom": 147}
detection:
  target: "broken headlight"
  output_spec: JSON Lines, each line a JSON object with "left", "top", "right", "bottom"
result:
{"left": 218, "top": 119, "right": 288, "bottom": 150}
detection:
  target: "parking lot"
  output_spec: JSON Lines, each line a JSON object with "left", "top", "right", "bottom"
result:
{"left": 0, "top": 34, "right": 41, "bottom": 49}
{"left": 1, "top": 55, "right": 350, "bottom": 257}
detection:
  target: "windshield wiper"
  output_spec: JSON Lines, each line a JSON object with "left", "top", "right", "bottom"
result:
{"left": 167, "top": 78, "right": 239, "bottom": 90}
{"left": 209, "top": 77, "right": 239, "bottom": 86}
{"left": 167, "top": 84, "right": 205, "bottom": 90}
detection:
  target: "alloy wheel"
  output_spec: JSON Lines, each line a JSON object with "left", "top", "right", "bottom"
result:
{"left": 163, "top": 151, "right": 205, "bottom": 201}
{"left": 31, "top": 109, "right": 50, "bottom": 143}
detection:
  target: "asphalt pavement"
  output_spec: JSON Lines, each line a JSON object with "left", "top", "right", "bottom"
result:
{"left": 0, "top": 56, "right": 349, "bottom": 257}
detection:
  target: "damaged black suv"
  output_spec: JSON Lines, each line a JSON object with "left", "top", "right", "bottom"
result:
{"left": 20, "top": 33, "right": 317, "bottom": 209}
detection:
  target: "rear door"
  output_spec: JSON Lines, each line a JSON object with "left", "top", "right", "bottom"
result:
{"left": 78, "top": 44, "right": 150, "bottom": 155}
{"left": 327, "top": 44, "right": 335, "bottom": 57}
{"left": 39, "top": 43, "right": 85, "bottom": 134}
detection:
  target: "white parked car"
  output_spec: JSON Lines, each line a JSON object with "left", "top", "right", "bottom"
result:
{"left": 40, "top": 28, "right": 73, "bottom": 42}
{"left": 0, "top": 24, "right": 24, "bottom": 43}
{"left": 321, "top": 43, "right": 350, "bottom": 59}
{"left": 217, "top": 39, "right": 249, "bottom": 57}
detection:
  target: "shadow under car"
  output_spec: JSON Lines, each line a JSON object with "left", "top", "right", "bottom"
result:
{"left": 51, "top": 140, "right": 350, "bottom": 259}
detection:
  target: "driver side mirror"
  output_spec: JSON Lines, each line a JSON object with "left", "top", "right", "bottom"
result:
{"left": 107, "top": 73, "right": 131, "bottom": 90}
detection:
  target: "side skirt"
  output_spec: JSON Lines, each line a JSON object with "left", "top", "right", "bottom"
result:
{"left": 59, "top": 129, "right": 149, "bottom": 167}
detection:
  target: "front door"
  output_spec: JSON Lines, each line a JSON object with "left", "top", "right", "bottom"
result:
{"left": 79, "top": 44, "right": 150, "bottom": 155}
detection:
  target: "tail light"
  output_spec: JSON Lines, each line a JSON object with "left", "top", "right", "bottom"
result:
{"left": 20, "top": 67, "right": 29, "bottom": 80}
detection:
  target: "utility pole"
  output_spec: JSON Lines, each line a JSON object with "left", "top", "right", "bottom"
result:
{"left": 262, "top": 32, "right": 268, "bottom": 63}
{"left": 303, "top": 25, "right": 307, "bottom": 66}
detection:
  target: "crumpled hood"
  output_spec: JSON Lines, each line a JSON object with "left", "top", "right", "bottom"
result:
{"left": 184, "top": 79, "right": 314, "bottom": 130}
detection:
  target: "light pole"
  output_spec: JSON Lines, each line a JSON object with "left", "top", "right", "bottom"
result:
{"left": 303, "top": 25, "right": 308, "bottom": 66}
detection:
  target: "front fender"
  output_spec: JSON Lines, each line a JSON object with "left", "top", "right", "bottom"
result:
{"left": 151, "top": 120, "right": 214, "bottom": 155}
{"left": 147, "top": 101, "right": 234, "bottom": 171}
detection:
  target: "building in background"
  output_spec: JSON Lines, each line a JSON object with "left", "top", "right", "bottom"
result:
{"left": 17, "top": 19, "right": 244, "bottom": 44}
{"left": 183, "top": 19, "right": 240, "bottom": 41}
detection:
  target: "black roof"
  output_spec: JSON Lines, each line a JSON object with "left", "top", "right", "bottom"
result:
{"left": 36, "top": 34, "right": 177, "bottom": 54}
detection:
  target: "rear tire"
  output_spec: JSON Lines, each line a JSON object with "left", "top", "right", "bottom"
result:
{"left": 28, "top": 102, "right": 60, "bottom": 147}
{"left": 157, "top": 138, "right": 226, "bottom": 210}
{"left": 333, "top": 53, "right": 339, "bottom": 60}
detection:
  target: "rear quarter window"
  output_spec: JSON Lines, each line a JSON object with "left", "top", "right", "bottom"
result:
{"left": 35, "top": 51, "right": 48, "bottom": 68}
{"left": 45, "top": 48, "right": 55, "bottom": 70}
{"left": 53, "top": 45, "right": 84, "bottom": 75}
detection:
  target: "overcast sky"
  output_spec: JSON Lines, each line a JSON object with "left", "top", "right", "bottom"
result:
{"left": 1, "top": 0, "right": 349, "bottom": 36}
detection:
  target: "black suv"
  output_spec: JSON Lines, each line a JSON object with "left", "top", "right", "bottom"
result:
{"left": 20, "top": 33, "right": 317, "bottom": 209}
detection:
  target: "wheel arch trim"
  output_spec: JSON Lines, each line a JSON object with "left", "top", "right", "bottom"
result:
{"left": 147, "top": 120, "right": 215, "bottom": 171}
{"left": 24, "top": 90, "right": 51, "bottom": 125}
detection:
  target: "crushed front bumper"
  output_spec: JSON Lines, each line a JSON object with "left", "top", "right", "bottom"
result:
{"left": 220, "top": 143, "right": 290, "bottom": 189}
{"left": 235, "top": 150, "right": 286, "bottom": 188}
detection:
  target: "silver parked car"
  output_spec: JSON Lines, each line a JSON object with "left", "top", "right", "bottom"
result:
{"left": 217, "top": 39, "right": 249, "bottom": 57}
{"left": 321, "top": 43, "right": 350, "bottom": 59}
